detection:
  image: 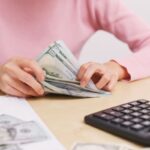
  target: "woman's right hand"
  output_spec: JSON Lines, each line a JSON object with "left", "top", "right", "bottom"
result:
{"left": 0, "top": 57, "right": 45, "bottom": 97}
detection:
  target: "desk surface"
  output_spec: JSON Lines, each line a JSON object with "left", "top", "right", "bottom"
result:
{"left": 28, "top": 78, "right": 150, "bottom": 150}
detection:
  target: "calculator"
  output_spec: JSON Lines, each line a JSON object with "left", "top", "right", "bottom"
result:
{"left": 84, "top": 99, "right": 150, "bottom": 146}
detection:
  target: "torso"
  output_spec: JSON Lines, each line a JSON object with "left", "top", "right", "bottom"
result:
{"left": 0, "top": 0, "right": 98, "bottom": 63}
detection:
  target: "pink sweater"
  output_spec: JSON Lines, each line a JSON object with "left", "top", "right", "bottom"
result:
{"left": 0, "top": 0, "right": 150, "bottom": 80}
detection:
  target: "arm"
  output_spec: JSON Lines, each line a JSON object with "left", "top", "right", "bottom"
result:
{"left": 94, "top": 0, "right": 150, "bottom": 80}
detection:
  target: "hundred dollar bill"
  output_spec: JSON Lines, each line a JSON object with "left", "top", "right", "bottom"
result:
{"left": 44, "top": 75, "right": 107, "bottom": 97}
{"left": 72, "top": 143, "right": 135, "bottom": 150}
{"left": 0, "top": 121, "right": 48, "bottom": 145}
{"left": 37, "top": 41, "right": 110, "bottom": 97}
{"left": 45, "top": 75, "right": 107, "bottom": 93}
{"left": 0, "top": 145, "right": 21, "bottom": 150}
{"left": 45, "top": 74, "right": 80, "bottom": 85}
{"left": 43, "top": 81, "right": 106, "bottom": 98}
{"left": 0, "top": 114, "right": 22, "bottom": 127}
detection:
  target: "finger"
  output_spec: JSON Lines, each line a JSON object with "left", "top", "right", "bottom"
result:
{"left": 96, "top": 74, "right": 111, "bottom": 89}
{"left": 23, "top": 67, "right": 35, "bottom": 75}
{"left": 104, "top": 75, "right": 118, "bottom": 91}
{"left": 6, "top": 64, "right": 44, "bottom": 95}
{"left": 24, "top": 67, "right": 46, "bottom": 79}
{"left": 80, "top": 64, "right": 102, "bottom": 87}
{"left": 77, "top": 62, "right": 93, "bottom": 80}
{"left": 6, "top": 76, "right": 39, "bottom": 96}
{"left": 16, "top": 58, "right": 45, "bottom": 82}
{"left": 3, "top": 84, "right": 26, "bottom": 97}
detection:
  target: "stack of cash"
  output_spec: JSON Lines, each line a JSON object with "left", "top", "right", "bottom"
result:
{"left": 0, "top": 114, "right": 48, "bottom": 150}
{"left": 36, "top": 41, "right": 110, "bottom": 97}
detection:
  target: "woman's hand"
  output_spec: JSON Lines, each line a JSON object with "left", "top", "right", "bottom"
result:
{"left": 0, "top": 57, "right": 45, "bottom": 97}
{"left": 77, "top": 61, "right": 130, "bottom": 91}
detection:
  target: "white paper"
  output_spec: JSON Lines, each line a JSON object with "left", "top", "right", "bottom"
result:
{"left": 0, "top": 96, "right": 65, "bottom": 150}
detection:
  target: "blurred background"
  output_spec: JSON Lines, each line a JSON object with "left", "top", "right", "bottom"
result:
{"left": 79, "top": 0, "right": 150, "bottom": 64}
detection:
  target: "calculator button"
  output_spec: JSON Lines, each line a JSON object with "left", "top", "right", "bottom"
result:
{"left": 132, "top": 118, "right": 142, "bottom": 123}
{"left": 130, "top": 101, "right": 140, "bottom": 106}
{"left": 131, "top": 124, "right": 144, "bottom": 131}
{"left": 140, "top": 104, "right": 149, "bottom": 109}
{"left": 94, "top": 113, "right": 114, "bottom": 121}
{"left": 131, "top": 112, "right": 142, "bottom": 117}
{"left": 137, "top": 99, "right": 149, "bottom": 104}
{"left": 113, "top": 107, "right": 124, "bottom": 111}
{"left": 122, "top": 109, "right": 133, "bottom": 114}
{"left": 141, "top": 115, "right": 150, "bottom": 120}
{"left": 131, "top": 107, "right": 141, "bottom": 111}
{"left": 105, "top": 110, "right": 123, "bottom": 117}
{"left": 121, "top": 121, "right": 133, "bottom": 127}
{"left": 112, "top": 118, "right": 124, "bottom": 124}
{"left": 122, "top": 104, "right": 132, "bottom": 109}
{"left": 140, "top": 109, "right": 150, "bottom": 114}
{"left": 142, "top": 121, "right": 150, "bottom": 126}
{"left": 122, "top": 115, "right": 133, "bottom": 120}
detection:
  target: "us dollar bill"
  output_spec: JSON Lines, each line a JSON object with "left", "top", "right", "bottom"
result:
{"left": 0, "top": 114, "right": 22, "bottom": 128}
{"left": 43, "top": 76, "right": 108, "bottom": 97}
{"left": 37, "top": 41, "right": 110, "bottom": 97}
{"left": 72, "top": 143, "right": 150, "bottom": 150}
{"left": 0, "top": 145, "right": 21, "bottom": 150}
{"left": 72, "top": 143, "right": 137, "bottom": 150}
{"left": 43, "top": 81, "right": 104, "bottom": 98}
{"left": 45, "top": 74, "right": 80, "bottom": 85}
{"left": 0, "top": 121, "right": 48, "bottom": 145}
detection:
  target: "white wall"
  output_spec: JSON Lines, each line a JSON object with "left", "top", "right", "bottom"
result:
{"left": 79, "top": 0, "right": 150, "bottom": 64}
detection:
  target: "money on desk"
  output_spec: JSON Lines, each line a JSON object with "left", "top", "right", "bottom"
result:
{"left": 0, "top": 145, "right": 21, "bottom": 150}
{"left": 0, "top": 114, "right": 48, "bottom": 149}
{"left": 72, "top": 143, "right": 150, "bottom": 150}
{"left": 36, "top": 41, "right": 110, "bottom": 97}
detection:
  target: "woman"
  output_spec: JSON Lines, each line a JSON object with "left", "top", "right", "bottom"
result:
{"left": 0, "top": 0, "right": 150, "bottom": 97}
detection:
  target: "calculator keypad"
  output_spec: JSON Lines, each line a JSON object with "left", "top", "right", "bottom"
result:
{"left": 85, "top": 99, "right": 150, "bottom": 146}
{"left": 93, "top": 99, "right": 150, "bottom": 130}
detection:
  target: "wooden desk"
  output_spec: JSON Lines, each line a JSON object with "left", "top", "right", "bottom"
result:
{"left": 28, "top": 78, "right": 150, "bottom": 150}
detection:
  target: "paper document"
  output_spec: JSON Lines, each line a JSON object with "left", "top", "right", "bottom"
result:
{"left": 0, "top": 96, "right": 65, "bottom": 150}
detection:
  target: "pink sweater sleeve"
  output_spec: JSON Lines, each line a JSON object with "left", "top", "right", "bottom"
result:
{"left": 94, "top": 0, "right": 150, "bottom": 80}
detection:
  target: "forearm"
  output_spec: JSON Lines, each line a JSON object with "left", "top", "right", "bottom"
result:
{"left": 114, "top": 46, "right": 150, "bottom": 80}
{"left": 95, "top": 0, "right": 150, "bottom": 80}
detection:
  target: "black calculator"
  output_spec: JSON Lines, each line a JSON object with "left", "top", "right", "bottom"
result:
{"left": 84, "top": 99, "right": 150, "bottom": 146}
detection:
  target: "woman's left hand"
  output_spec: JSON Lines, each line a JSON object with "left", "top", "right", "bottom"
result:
{"left": 77, "top": 61, "right": 130, "bottom": 91}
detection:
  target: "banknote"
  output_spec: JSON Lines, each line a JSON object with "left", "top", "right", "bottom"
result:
{"left": 45, "top": 74, "right": 80, "bottom": 84}
{"left": 43, "top": 81, "right": 105, "bottom": 97}
{"left": 0, "top": 114, "right": 48, "bottom": 146}
{"left": 0, "top": 121, "right": 48, "bottom": 145}
{"left": 37, "top": 41, "right": 110, "bottom": 97}
{"left": 72, "top": 143, "right": 150, "bottom": 150}
{"left": 0, "top": 145, "right": 21, "bottom": 150}
{"left": 72, "top": 143, "right": 135, "bottom": 150}
{"left": 43, "top": 78, "right": 109, "bottom": 97}
{"left": 0, "top": 114, "right": 22, "bottom": 127}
